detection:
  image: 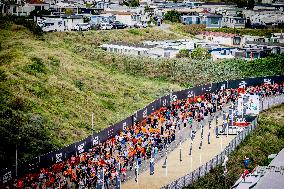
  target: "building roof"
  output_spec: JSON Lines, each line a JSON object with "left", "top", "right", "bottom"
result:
{"left": 101, "top": 11, "right": 132, "bottom": 15}
{"left": 254, "top": 148, "right": 284, "bottom": 189}
{"left": 246, "top": 41, "right": 284, "bottom": 47}
{"left": 103, "top": 41, "right": 156, "bottom": 49}
{"left": 199, "top": 31, "right": 238, "bottom": 38}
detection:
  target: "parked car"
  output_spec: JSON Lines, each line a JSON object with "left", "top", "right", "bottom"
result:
{"left": 134, "top": 22, "right": 147, "bottom": 28}
{"left": 250, "top": 23, "right": 267, "bottom": 29}
{"left": 111, "top": 21, "right": 128, "bottom": 29}
{"left": 100, "top": 23, "right": 113, "bottom": 30}
{"left": 74, "top": 23, "right": 91, "bottom": 31}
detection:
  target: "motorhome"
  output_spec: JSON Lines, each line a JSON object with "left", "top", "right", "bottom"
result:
{"left": 41, "top": 18, "right": 65, "bottom": 32}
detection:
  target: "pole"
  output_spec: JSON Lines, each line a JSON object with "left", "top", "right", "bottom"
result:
{"left": 92, "top": 112, "right": 94, "bottom": 135}
{"left": 221, "top": 136, "right": 223, "bottom": 151}
{"left": 190, "top": 154, "right": 193, "bottom": 171}
{"left": 199, "top": 152, "right": 202, "bottom": 166}
{"left": 227, "top": 115, "right": 229, "bottom": 137}
{"left": 166, "top": 145, "right": 168, "bottom": 177}
{"left": 16, "top": 144, "right": 18, "bottom": 178}
{"left": 180, "top": 141, "right": 182, "bottom": 162}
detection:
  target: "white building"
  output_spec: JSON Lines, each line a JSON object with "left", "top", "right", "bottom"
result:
{"left": 6, "top": 1, "right": 50, "bottom": 16}
{"left": 196, "top": 31, "right": 242, "bottom": 47}
{"left": 36, "top": 15, "right": 84, "bottom": 31}
{"left": 101, "top": 39, "right": 197, "bottom": 58}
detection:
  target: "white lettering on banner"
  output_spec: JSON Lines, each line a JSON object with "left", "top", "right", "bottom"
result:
{"left": 187, "top": 91, "right": 194, "bottom": 98}
{"left": 151, "top": 105, "right": 155, "bottom": 111}
{"left": 133, "top": 112, "right": 137, "bottom": 122}
{"left": 171, "top": 95, "right": 177, "bottom": 102}
{"left": 162, "top": 99, "right": 168, "bottom": 106}
{"left": 143, "top": 109, "right": 147, "bottom": 118}
{"left": 2, "top": 171, "right": 12, "bottom": 183}
{"left": 203, "top": 86, "right": 212, "bottom": 92}
{"left": 108, "top": 128, "right": 114, "bottom": 137}
{"left": 92, "top": 136, "right": 99, "bottom": 146}
{"left": 55, "top": 153, "right": 63, "bottom": 163}
{"left": 77, "top": 143, "right": 85, "bottom": 154}
{"left": 239, "top": 81, "right": 247, "bottom": 88}
{"left": 122, "top": 122, "right": 127, "bottom": 131}
{"left": 264, "top": 79, "right": 272, "bottom": 85}
{"left": 221, "top": 84, "right": 226, "bottom": 90}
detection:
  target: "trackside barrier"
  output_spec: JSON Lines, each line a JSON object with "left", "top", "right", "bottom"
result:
{"left": 1, "top": 76, "right": 284, "bottom": 186}
{"left": 161, "top": 95, "right": 284, "bottom": 189}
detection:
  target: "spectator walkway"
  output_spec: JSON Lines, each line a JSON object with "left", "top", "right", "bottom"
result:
{"left": 122, "top": 114, "right": 235, "bottom": 189}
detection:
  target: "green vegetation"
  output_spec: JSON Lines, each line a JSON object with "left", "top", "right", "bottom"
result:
{"left": 0, "top": 17, "right": 284, "bottom": 169}
{"left": 123, "top": 0, "right": 139, "bottom": 7}
{"left": 190, "top": 47, "right": 211, "bottom": 60}
{"left": 171, "top": 24, "right": 284, "bottom": 37}
{"left": 0, "top": 20, "right": 181, "bottom": 169}
{"left": 164, "top": 10, "right": 181, "bottom": 23}
{"left": 186, "top": 105, "right": 284, "bottom": 189}
{"left": 176, "top": 49, "right": 190, "bottom": 58}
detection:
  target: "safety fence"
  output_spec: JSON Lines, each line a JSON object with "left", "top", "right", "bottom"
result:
{"left": 1, "top": 76, "right": 284, "bottom": 186}
{"left": 160, "top": 95, "right": 284, "bottom": 189}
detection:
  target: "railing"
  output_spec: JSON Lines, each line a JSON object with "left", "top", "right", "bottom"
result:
{"left": 161, "top": 95, "right": 284, "bottom": 189}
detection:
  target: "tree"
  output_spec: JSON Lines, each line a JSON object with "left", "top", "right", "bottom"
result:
{"left": 123, "top": 0, "right": 139, "bottom": 7}
{"left": 190, "top": 47, "right": 211, "bottom": 60}
{"left": 64, "top": 8, "right": 73, "bottom": 15}
{"left": 234, "top": 0, "right": 255, "bottom": 9}
{"left": 29, "top": 9, "right": 51, "bottom": 18}
{"left": 144, "top": 5, "right": 151, "bottom": 13}
{"left": 176, "top": 49, "right": 190, "bottom": 58}
{"left": 164, "top": 10, "right": 181, "bottom": 23}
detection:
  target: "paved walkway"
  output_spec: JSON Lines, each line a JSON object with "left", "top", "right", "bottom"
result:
{"left": 122, "top": 115, "right": 235, "bottom": 189}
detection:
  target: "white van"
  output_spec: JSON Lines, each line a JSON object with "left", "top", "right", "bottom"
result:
{"left": 100, "top": 23, "right": 113, "bottom": 30}
{"left": 73, "top": 23, "right": 91, "bottom": 31}
{"left": 41, "top": 19, "right": 65, "bottom": 32}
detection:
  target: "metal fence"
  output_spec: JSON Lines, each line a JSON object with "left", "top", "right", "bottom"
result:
{"left": 161, "top": 95, "right": 284, "bottom": 189}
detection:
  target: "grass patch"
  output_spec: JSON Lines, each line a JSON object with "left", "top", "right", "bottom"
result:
{"left": 128, "top": 28, "right": 143, "bottom": 35}
{"left": 170, "top": 23, "right": 284, "bottom": 37}
{"left": 23, "top": 57, "right": 47, "bottom": 75}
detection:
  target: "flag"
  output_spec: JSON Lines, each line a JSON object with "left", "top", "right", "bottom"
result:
{"left": 135, "top": 161, "right": 139, "bottom": 182}
{"left": 97, "top": 168, "right": 104, "bottom": 189}
{"left": 116, "top": 174, "right": 121, "bottom": 189}
{"left": 180, "top": 141, "right": 182, "bottom": 162}
{"left": 115, "top": 162, "right": 121, "bottom": 189}
{"left": 150, "top": 157, "right": 155, "bottom": 175}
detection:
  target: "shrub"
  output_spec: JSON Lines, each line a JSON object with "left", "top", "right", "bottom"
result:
{"left": 48, "top": 56, "right": 60, "bottom": 67}
{"left": 0, "top": 69, "right": 7, "bottom": 82}
{"left": 128, "top": 28, "right": 142, "bottom": 35}
{"left": 23, "top": 57, "right": 47, "bottom": 75}
{"left": 190, "top": 47, "right": 211, "bottom": 60}
{"left": 176, "top": 49, "right": 190, "bottom": 58}
{"left": 75, "top": 80, "right": 84, "bottom": 91}
{"left": 164, "top": 10, "right": 181, "bottom": 23}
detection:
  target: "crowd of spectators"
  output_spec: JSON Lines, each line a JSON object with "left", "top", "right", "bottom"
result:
{"left": 11, "top": 82, "right": 284, "bottom": 188}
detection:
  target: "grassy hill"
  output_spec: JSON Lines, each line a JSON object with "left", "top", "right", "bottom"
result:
{"left": 186, "top": 105, "right": 284, "bottom": 189}
{"left": 0, "top": 22, "right": 182, "bottom": 167}
{"left": 0, "top": 18, "right": 284, "bottom": 169}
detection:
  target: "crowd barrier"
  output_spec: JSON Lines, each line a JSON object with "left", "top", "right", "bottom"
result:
{"left": 160, "top": 94, "right": 284, "bottom": 189}
{"left": 1, "top": 75, "right": 284, "bottom": 186}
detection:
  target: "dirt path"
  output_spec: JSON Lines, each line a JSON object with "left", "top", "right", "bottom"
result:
{"left": 154, "top": 24, "right": 189, "bottom": 38}
{"left": 122, "top": 116, "right": 235, "bottom": 189}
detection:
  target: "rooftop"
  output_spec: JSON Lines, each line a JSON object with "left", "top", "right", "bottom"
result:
{"left": 254, "top": 148, "right": 284, "bottom": 189}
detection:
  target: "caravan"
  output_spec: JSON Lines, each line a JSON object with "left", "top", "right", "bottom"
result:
{"left": 41, "top": 18, "right": 65, "bottom": 32}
